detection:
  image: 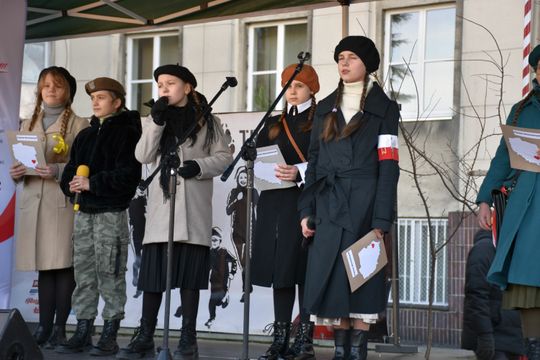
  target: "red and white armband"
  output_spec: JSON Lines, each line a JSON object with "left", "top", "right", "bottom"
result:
{"left": 377, "top": 134, "right": 399, "bottom": 161}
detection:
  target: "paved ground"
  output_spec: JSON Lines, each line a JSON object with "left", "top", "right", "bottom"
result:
{"left": 37, "top": 331, "right": 476, "bottom": 360}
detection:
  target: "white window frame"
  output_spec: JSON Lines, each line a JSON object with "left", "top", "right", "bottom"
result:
{"left": 246, "top": 20, "right": 307, "bottom": 112}
{"left": 383, "top": 4, "right": 456, "bottom": 121}
{"left": 22, "top": 42, "right": 50, "bottom": 84}
{"left": 126, "top": 31, "right": 179, "bottom": 110}
{"left": 398, "top": 218, "right": 448, "bottom": 306}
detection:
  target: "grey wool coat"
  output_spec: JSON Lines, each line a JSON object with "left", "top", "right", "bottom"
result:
{"left": 135, "top": 114, "right": 232, "bottom": 247}
{"left": 299, "top": 82, "right": 400, "bottom": 318}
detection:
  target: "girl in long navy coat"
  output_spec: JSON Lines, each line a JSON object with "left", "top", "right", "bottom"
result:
{"left": 252, "top": 64, "right": 320, "bottom": 360}
{"left": 477, "top": 44, "right": 540, "bottom": 360}
{"left": 299, "top": 36, "right": 399, "bottom": 360}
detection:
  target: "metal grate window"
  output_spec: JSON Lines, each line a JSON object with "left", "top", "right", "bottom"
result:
{"left": 398, "top": 218, "right": 448, "bottom": 306}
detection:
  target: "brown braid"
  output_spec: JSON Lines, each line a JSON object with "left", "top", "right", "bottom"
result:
{"left": 300, "top": 95, "right": 317, "bottom": 132}
{"left": 341, "top": 75, "right": 369, "bottom": 139}
{"left": 512, "top": 90, "right": 535, "bottom": 125}
{"left": 59, "top": 105, "right": 72, "bottom": 137}
{"left": 268, "top": 108, "right": 287, "bottom": 141}
{"left": 322, "top": 80, "right": 344, "bottom": 142}
{"left": 28, "top": 98, "right": 43, "bottom": 131}
{"left": 190, "top": 90, "right": 217, "bottom": 150}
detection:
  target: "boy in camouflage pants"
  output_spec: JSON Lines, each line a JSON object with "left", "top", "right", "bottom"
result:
{"left": 59, "top": 77, "right": 141, "bottom": 356}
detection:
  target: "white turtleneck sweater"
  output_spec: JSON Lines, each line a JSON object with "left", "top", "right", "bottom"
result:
{"left": 341, "top": 79, "right": 373, "bottom": 123}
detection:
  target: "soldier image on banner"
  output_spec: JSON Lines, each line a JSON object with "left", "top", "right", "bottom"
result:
{"left": 225, "top": 165, "right": 259, "bottom": 302}
{"left": 204, "top": 226, "right": 238, "bottom": 328}
{"left": 128, "top": 167, "right": 148, "bottom": 299}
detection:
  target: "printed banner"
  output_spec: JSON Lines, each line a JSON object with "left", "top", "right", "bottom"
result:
{"left": 10, "top": 112, "right": 295, "bottom": 335}
{"left": 0, "top": 0, "right": 26, "bottom": 309}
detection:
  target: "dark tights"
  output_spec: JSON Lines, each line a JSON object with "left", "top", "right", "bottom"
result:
{"left": 38, "top": 268, "right": 76, "bottom": 329}
{"left": 142, "top": 289, "right": 200, "bottom": 326}
{"left": 273, "top": 285, "right": 309, "bottom": 323}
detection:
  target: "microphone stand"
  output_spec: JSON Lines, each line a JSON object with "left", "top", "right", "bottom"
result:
{"left": 220, "top": 51, "right": 311, "bottom": 360}
{"left": 139, "top": 78, "right": 237, "bottom": 360}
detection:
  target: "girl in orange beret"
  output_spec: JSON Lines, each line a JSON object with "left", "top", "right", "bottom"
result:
{"left": 251, "top": 63, "right": 319, "bottom": 360}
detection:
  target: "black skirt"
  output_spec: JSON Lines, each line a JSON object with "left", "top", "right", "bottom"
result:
{"left": 137, "top": 242, "right": 210, "bottom": 292}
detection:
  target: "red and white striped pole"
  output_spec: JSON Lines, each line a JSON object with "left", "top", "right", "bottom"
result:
{"left": 523, "top": 0, "right": 532, "bottom": 97}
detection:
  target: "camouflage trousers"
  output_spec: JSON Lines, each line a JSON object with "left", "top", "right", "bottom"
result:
{"left": 72, "top": 211, "right": 129, "bottom": 321}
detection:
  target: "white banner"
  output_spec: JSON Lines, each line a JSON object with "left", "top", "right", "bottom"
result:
{"left": 0, "top": 0, "right": 26, "bottom": 309}
{"left": 10, "top": 112, "right": 297, "bottom": 335}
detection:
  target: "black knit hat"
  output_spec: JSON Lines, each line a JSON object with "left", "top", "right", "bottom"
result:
{"left": 38, "top": 66, "right": 77, "bottom": 102}
{"left": 153, "top": 64, "right": 197, "bottom": 88}
{"left": 334, "top": 36, "right": 380, "bottom": 73}
{"left": 529, "top": 44, "right": 540, "bottom": 70}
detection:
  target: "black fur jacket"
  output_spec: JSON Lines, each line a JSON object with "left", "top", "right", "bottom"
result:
{"left": 60, "top": 110, "right": 142, "bottom": 213}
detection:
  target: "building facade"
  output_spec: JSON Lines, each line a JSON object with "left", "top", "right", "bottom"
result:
{"left": 19, "top": 0, "right": 540, "bottom": 347}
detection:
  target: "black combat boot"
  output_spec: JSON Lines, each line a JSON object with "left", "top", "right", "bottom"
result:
{"left": 285, "top": 322, "right": 315, "bottom": 360}
{"left": 55, "top": 319, "right": 94, "bottom": 353}
{"left": 33, "top": 324, "right": 52, "bottom": 346}
{"left": 527, "top": 338, "right": 540, "bottom": 360}
{"left": 89, "top": 319, "right": 121, "bottom": 356}
{"left": 173, "top": 323, "right": 199, "bottom": 360}
{"left": 44, "top": 325, "right": 67, "bottom": 349}
{"left": 258, "top": 321, "right": 291, "bottom": 360}
{"left": 332, "top": 329, "right": 348, "bottom": 360}
{"left": 349, "top": 329, "right": 368, "bottom": 360}
{"left": 116, "top": 318, "right": 157, "bottom": 359}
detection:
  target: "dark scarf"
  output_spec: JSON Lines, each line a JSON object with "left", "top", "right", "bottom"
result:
{"left": 158, "top": 102, "right": 217, "bottom": 198}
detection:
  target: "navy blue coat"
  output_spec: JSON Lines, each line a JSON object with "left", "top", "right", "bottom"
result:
{"left": 299, "top": 83, "right": 399, "bottom": 317}
{"left": 251, "top": 110, "right": 311, "bottom": 288}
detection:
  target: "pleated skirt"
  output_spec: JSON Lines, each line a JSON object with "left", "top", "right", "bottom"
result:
{"left": 502, "top": 284, "right": 540, "bottom": 309}
{"left": 137, "top": 242, "right": 210, "bottom": 292}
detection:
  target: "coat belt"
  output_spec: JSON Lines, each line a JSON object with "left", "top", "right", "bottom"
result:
{"left": 299, "top": 167, "right": 377, "bottom": 232}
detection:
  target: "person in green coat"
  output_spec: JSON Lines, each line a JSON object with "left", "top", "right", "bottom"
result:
{"left": 477, "top": 44, "right": 540, "bottom": 360}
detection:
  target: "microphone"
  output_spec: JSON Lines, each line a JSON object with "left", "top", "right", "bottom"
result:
{"left": 221, "top": 76, "right": 238, "bottom": 90}
{"left": 73, "top": 165, "right": 90, "bottom": 212}
{"left": 297, "top": 51, "right": 311, "bottom": 62}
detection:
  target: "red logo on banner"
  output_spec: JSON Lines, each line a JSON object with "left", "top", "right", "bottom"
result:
{"left": 0, "top": 62, "right": 8, "bottom": 73}
{"left": 0, "top": 194, "right": 16, "bottom": 243}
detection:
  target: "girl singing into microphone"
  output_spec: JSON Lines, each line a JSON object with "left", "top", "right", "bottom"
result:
{"left": 118, "top": 64, "right": 232, "bottom": 360}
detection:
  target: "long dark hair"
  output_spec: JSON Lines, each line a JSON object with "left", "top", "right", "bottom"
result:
{"left": 321, "top": 75, "right": 369, "bottom": 142}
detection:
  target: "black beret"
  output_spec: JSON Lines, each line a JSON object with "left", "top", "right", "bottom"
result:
{"left": 39, "top": 66, "right": 77, "bottom": 102}
{"left": 334, "top": 36, "right": 380, "bottom": 73}
{"left": 85, "top": 77, "right": 126, "bottom": 98}
{"left": 153, "top": 64, "right": 197, "bottom": 88}
{"left": 529, "top": 44, "right": 540, "bottom": 70}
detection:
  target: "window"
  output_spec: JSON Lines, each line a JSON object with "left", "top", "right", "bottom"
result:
{"left": 22, "top": 42, "right": 49, "bottom": 83}
{"left": 126, "top": 33, "right": 180, "bottom": 115}
{"left": 247, "top": 21, "right": 308, "bottom": 111}
{"left": 398, "top": 218, "right": 448, "bottom": 306}
{"left": 384, "top": 6, "right": 456, "bottom": 120}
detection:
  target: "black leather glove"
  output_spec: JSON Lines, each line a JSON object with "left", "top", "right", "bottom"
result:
{"left": 151, "top": 96, "right": 169, "bottom": 126}
{"left": 475, "top": 333, "right": 495, "bottom": 360}
{"left": 178, "top": 160, "right": 201, "bottom": 179}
